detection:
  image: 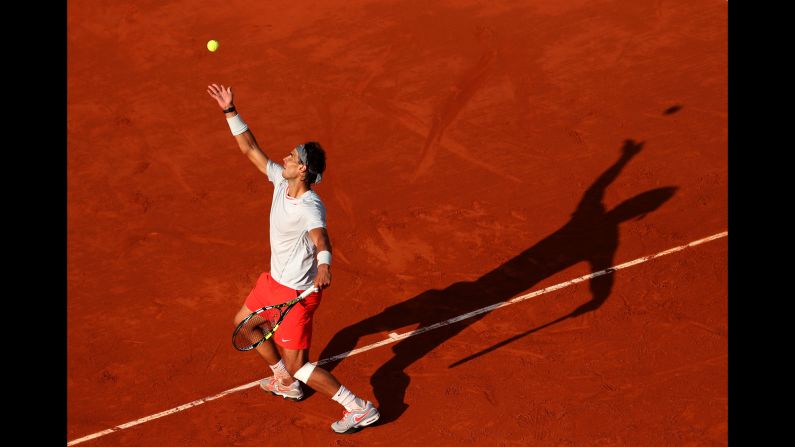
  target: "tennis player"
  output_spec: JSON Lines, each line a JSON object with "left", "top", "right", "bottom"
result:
{"left": 208, "top": 83, "right": 380, "bottom": 434}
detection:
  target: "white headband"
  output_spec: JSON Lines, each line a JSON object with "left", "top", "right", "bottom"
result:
{"left": 296, "top": 144, "right": 322, "bottom": 184}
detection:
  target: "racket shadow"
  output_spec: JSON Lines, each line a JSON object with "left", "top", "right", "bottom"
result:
{"left": 316, "top": 139, "right": 677, "bottom": 425}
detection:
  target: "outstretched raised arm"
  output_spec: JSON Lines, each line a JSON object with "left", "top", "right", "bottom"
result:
{"left": 207, "top": 83, "right": 270, "bottom": 175}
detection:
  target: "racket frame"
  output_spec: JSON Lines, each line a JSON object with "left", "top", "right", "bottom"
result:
{"left": 232, "top": 286, "right": 319, "bottom": 351}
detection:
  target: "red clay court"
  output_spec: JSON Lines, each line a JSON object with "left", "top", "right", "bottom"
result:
{"left": 68, "top": 0, "right": 727, "bottom": 445}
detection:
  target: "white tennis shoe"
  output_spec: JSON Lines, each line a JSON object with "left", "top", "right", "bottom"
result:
{"left": 259, "top": 376, "right": 303, "bottom": 401}
{"left": 331, "top": 401, "right": 380, "bottom": 434}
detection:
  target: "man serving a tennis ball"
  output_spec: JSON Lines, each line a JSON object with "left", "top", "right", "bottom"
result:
{"left": 207, "top": 83, "right": 380, "bottom": 434}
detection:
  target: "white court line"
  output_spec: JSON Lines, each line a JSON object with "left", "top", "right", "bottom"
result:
{"left": 67, "top": 230, "right": 728, "bottom": 446}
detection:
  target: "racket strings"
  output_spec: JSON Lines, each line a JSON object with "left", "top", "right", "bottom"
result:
{"left": 233, "top": 309, "right": 280, "bottom": 350}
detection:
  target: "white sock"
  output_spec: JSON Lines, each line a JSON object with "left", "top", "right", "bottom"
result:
{"left": 269, "top": 360, "right": 292, "bottom": 382}
{"left": 331, "top": 385, "right": 366, "bottom": 411}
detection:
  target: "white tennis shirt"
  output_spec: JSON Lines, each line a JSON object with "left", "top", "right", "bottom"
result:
{"left": 266, "top": 159, "right": 327, "bottom": 290}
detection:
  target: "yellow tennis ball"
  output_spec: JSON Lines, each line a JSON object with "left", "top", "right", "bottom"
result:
{"left": 207, "top": 39, "right": 219, "bottom": 52}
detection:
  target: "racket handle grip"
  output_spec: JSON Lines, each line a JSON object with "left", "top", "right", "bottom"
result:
{"left": 300, "top": 286, "right": 319, "bottom": 298}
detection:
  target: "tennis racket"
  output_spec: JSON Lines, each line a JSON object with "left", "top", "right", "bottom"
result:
{"left": 232, "top": 286, "right": 319, "bottom": 351}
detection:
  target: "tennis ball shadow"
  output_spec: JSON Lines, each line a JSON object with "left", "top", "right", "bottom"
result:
{"left": 313, "top": 139, "right": 677, "bottom": 425}
{"left": 663, "top": 104, "right": 683, "bottom": 115}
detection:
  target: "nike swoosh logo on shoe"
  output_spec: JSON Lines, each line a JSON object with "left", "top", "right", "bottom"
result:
{"left": 353, "top": 412, "right": 368, "bottom": 423}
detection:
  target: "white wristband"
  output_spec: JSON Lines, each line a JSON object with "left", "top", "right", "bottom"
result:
{"left": 226, "top": 114, "right": 248, "bottom": 136}
{"left": 317, "top": 250, "right": 331, "bottom": 266}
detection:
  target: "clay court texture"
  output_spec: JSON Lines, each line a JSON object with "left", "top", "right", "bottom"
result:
{"left": 67, "top": 0, "right": 727, "bottom": 445}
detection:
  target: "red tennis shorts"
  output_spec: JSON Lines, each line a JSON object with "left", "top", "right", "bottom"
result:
{"left": 244, "top": 272, "right": 322, "bottom": 350}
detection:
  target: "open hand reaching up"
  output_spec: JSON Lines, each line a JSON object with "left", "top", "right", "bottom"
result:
{"left": 207, "top": 83, "right": 234, "bottom": 110}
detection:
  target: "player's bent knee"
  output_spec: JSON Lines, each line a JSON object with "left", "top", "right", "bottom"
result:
{"left": 233, "top": 307, "right": 251, "bottom": 327}
{"left": 233, "top": 313, "right": 247, "bottom": 327}
{"left": 294, "top": 362, "right": 316, "bottom": 383}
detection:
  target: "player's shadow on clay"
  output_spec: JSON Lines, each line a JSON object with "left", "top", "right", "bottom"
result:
{"left": 316, "top": 139, "right": 677, "bottom": 425}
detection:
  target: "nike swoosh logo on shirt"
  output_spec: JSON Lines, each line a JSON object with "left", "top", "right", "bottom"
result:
{"left": 282, "top": 338, "right": 291, "bottom": 342}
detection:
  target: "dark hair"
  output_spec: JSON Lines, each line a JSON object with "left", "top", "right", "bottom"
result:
{"left": 302, "top": 141, "right": 326, "bottom": 186}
